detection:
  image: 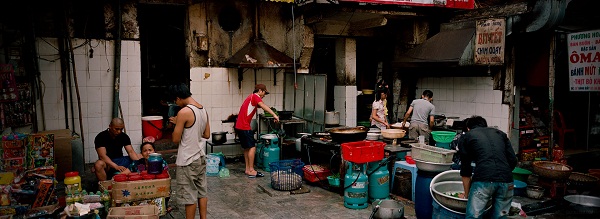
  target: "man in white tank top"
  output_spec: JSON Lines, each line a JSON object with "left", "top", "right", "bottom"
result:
{"left": 168, "top": 83, "right": 210, "bottom": 219}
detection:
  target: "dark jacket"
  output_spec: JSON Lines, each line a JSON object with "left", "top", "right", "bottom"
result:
{"left": 458, "top": 127, "right": 517, "bottom": 183}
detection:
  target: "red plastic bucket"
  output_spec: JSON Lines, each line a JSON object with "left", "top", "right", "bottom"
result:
{"left": 142, "top": 116, "right": 163, "bottom": 140}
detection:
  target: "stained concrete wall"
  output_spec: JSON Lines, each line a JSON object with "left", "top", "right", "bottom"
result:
{"left": 187, "top": 1, "right": 308, "bottom": 68}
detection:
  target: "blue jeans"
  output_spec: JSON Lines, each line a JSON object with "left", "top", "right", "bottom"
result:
{"left": 466, "top": 181, "right": 513, "bottom": 219}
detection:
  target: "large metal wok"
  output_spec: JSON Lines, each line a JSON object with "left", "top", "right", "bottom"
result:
{"left": 328, "top": 127, "right": 369, "bottom": 143}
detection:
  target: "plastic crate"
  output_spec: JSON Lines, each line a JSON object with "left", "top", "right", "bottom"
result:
{"left": 269, "top": 159, "right": 304, "bottom": 191}
{"left": 410, "top": 143, "right": 456, "bottom": 163}
{"left": 341, "top": 141, "right": 385, "bottom": 163}
{"left": 302, "top": 165, "right": 332, "bottom": 183}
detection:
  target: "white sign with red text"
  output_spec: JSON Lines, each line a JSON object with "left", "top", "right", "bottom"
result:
{"left": 568, "top": 29, "right": 600, "bottom": 92}
{"left": 475, "top": 18, "right": 505, "bottom": 65}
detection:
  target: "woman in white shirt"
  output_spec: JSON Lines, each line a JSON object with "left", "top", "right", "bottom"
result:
{"left": 371, "top": 88, "right": 390, "bottom": 130}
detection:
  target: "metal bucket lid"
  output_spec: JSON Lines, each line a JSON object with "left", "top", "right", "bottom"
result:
{"left": 261, "top": 134, "right": 278, "bottom": 139}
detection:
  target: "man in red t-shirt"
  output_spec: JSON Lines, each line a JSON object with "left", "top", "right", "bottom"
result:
{"left": 235, "top": 84, "right": 279, "bottom": 178}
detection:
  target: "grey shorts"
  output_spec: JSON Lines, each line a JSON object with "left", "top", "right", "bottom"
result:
{"left": 176, "top": 156, "right": 207, "bottom": 204}
{"left": 409, "top": 122, "right": 430, "bottom": 144}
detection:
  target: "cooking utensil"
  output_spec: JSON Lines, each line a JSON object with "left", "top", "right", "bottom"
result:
{"left": 568, "top": 172, "right": 600, "bottom": 188}
{"left": 371, "top": 199, "right": 404, "bottom": 219}
{"left": 533, "top": 161, "right": 573, "bottom": 180}
{"left": 325, "top": 111, "right": 340, "bottom": 125}
{"left": 413, "top": 159, "right": 453, "bottom": 172}
{"left": 431, "top": 181, "right": 492, "bottom": 213}
{"left": 526, "top": 185, "right": 545, "bottom": 199}
{"left": 366, "top": 133, "right": 381, "bottom": 141}
{"left": 381, "top": 129, "right": 406, "bottom": 145}
{"left": 211, "top": 131, "right": 227, "bottom": 144}
{"left": 328, "top": 127, "right": 368, "bottom": 143}
{"left": 563, "top": 195, "right": 600, "bottom": 215}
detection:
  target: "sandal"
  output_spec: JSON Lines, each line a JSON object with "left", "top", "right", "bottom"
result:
{"left": 247, "top": 172, "right": 265, "bottom": 178}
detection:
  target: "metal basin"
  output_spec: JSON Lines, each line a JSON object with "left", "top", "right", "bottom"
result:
{"left": 381, "top": 129, "right": 406, "bottom": 139}
{"left": 563, "top": 195, "right": 600, "bottom": 215}
{"left": 431, "top": 181, "right": 492, "bottom": 213}
{"left": 414, "top": 159, "right": 453, "bottom": 172}
{"left": 371, "top": 199, "right": 404, "bottom": 219}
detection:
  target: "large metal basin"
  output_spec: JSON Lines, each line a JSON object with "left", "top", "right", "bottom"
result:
{"left": 414, "top": 159, "right": 452, "bottom": 172}
{"left": 431, "top": 181, "right": 492, "bottom": 213}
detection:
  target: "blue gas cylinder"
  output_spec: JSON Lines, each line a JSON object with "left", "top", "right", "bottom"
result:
{"left": 261, "top": 134, "right": 280, "bottom": 172}
{"left": 368, "top": 159, "right": 390, "bottom": 202}
{"left": 344, "top": 163, "right": 369, "bottom": 209}
{"left": 415, "top": 170, "right": 440, "bottom": 219}
{"left": 255, "top": 142, "right": 265, "bottom": 169}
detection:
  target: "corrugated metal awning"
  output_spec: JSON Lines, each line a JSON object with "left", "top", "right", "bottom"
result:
{"left": 264, "top": 0, "right": 295, "bottom": 3}
{"left": 395, "top": 28, "right": 475, "bottom": 66}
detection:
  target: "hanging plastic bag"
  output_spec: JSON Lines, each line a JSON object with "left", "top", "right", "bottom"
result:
{"left": 218, "top": 167, "right": 230, "bottom": 178}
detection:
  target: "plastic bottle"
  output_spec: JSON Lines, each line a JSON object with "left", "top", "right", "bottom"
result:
{"left": 66, "top": 193, "right": 73, "bottom": 205}
{"left": 147, "top": 153, "right": 164, "bottom": 174}
{"left": 102, "top": 190, "right": 111, "bottom": 210}
{"left": 73, "top": 191, "right": 81, "bottom": 203}
{"left": 64, "top": 172, "right": 82, "bottom": 194}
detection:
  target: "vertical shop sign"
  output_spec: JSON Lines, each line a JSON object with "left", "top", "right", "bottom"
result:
{"left": 474, "top": 18, "right": 505, "bottom": 65}
{"left": 568, "top": 29, "right": 600, "bottom": 91}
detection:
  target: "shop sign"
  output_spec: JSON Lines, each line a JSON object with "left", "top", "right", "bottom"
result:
{"left": 337, "top": 0, "right": 474, "bottom": 9}
{"left": 568, "top": 29, "right": 600, "bottom": 92}
{"left": 474, "top": 18, "right": 505, "bottom": 65}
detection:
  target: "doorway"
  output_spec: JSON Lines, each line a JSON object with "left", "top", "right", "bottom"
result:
{"left": 138, "top": 4, "right": 189, "bottom": 117}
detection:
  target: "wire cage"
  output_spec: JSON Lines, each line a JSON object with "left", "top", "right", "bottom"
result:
{"left": 269, "top": 159, "right": 305, "bottom": 191}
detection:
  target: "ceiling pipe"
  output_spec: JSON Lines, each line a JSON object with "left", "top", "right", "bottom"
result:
{"left": 525, "top": 0, "right": 570, "bottom": 32}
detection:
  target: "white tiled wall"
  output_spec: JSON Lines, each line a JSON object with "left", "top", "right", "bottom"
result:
{"left": 36, "top": 38, "right": 142, "bottom": 163}
{"left": 334, "top": 85, "right": 357, "bottom": 127}
{"left": 416, "top": 77, "right": 511, "bottom": 134}
{"left": 189, "top": 67, "right": 284, "bottom": 142}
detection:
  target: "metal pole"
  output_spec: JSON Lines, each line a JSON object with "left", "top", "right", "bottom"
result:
{"left": 587, "top": 92, "right": 590, "bottom": 151}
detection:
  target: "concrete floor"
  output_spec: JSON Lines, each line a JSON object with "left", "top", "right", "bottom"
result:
{"left": 165, "top": 159, "right": 417, "bottom": 219}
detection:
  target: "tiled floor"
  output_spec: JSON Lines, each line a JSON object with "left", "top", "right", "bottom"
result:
{"left": 166, "top": 159, "right": 416, "bottom": 219}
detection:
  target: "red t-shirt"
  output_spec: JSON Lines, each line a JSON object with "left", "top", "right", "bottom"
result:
{"left": 235, "top": 93, "right": 262, "bottom": 130}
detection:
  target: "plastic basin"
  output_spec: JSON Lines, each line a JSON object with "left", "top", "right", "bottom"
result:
{"left": 512, "top": 167, "right": 532, "bottom": 182}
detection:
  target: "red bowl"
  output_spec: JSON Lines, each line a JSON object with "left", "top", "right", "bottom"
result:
{"left": 142, "top": 174, "right": 155, "bottom": 180}
{"left": 113, "top": 174, "right": 128, "bottom": 182}
{"left": 129, "top": 174, "right": 143, "bottom": 181}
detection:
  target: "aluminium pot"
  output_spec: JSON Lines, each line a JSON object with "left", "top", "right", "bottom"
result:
{"left": 325, "top": 111, "right": 340, "bottom": 125}
{"left": 211, "top": 131, "right": 227, "bottom": 144}
{"left": 328, "top": 126, "right": 368, "bottom": 143}
{"left": 371, "top": 199, "right": 404, "bottom": 219}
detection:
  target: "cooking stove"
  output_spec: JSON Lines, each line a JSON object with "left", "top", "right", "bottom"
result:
{"left": 301, "top": 136, "right": 342, "bottom": 174}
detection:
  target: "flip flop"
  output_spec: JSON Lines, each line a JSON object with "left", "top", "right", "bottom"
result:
{"left": 247, "top": 172, "right": 265, "bottom": 178}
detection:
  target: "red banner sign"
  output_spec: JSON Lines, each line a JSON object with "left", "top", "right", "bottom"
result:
{"left": 338, "top": 0, "right": 474, "bottom": 9}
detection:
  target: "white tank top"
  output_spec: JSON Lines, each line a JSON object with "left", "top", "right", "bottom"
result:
{"left": 176, "top": 104, "right": 208, "bottom": 166}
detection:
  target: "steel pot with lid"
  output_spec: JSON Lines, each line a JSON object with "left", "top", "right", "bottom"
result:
{"left": 325, "top": 111, "right": 340, "bottom": 125}
{"left": 211, "top": 131, "right": 227, "bottom": 144}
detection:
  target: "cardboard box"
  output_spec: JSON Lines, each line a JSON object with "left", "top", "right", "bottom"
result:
{"left": 37, "top": 129, "right": 72, "bottom": 180}
{"left": 26, "top": 133, "right": 54, "bottom": 169}
{"left": 107, "top": 205, "right": 159, "bottom": 219}
{"left": 111, "top": 178, "right": 170, "bottom": 203}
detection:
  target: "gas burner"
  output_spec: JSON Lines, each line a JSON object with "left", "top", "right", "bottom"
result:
{"left": 537, "top": 177, "right": 567, "bottom": 199}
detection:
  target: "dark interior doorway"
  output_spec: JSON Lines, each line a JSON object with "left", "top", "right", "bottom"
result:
{"left": 138, "top": 4, "right": 189, "bottom": 117}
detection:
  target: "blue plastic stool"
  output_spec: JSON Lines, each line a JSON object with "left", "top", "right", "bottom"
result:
{"left": 390, "top": 161, "right": 417, "bottom": 201}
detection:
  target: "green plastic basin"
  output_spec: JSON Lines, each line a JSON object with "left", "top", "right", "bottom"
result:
{"left": 512, "top": 167, "right": 532, "bottom": 182}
